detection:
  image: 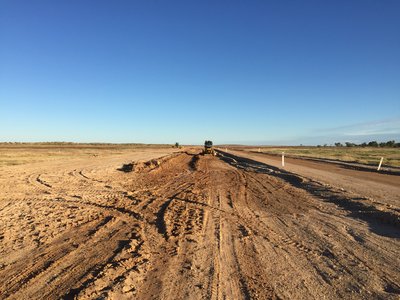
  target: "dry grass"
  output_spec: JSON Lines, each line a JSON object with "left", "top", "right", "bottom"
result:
{"left": 0, "top": 143, "right": 172, "bottom": 167}
{"left": 242, "top": 146, "right": 400, "bottom": 168}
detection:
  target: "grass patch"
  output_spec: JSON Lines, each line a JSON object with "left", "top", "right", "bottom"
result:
{"left": 0, "top": 144, "right": 172, "bottom": 167}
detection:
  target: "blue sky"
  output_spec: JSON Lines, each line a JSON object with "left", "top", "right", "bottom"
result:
{"left": 1, "top": 1, "right": 399, "bottom": 145}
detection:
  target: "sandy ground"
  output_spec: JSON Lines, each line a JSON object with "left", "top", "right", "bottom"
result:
{"left": 226, "top": 149, "right": 400, "bottom": 208}
{"left": 0, "top": 148, "right": 399, "bottom": 299}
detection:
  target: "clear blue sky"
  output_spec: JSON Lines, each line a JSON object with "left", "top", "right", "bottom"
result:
{"left": 1, "top": 1, "right": 399, "bottom": 145}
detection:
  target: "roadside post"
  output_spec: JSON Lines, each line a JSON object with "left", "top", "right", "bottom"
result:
{"left": 282, "top": 152, "right": 285, "bottom": 167}
{"left": 377, "top": 157, "right": 384, "bottom": 171}
{"left": 258, "top": 148, "right": 261, "bottom": 153}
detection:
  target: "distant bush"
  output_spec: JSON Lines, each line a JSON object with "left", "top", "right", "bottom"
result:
{"left": 334, "top": 140, "right": 399, "bottom": 148}
{"left": 345, "top": 142, "right": 357, "bottom": 147}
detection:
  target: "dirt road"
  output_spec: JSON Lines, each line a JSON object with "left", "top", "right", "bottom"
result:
{"left": 0, "top": 149, "right": 399, "bottom": 299}
{"left": 226, "top": 149, "right": 400, "bottom": 208}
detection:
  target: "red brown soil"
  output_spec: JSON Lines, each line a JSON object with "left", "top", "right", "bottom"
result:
{"left": 0, "top": 149, "right": 399, "bottom": 299}
{"left": 228, "top": 149, "right": 400, "bottom": 207}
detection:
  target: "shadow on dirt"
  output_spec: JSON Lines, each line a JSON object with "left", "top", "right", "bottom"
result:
{"left": 118, "top": 163, "right": 134, "bottom": 172}
{"left": 217, "top": 150, "right": 400, "bottom": 239}
{"left": 189, "top": 155, "right": 200, "bottom": 171}
{"left": 217, "top": 151, "right": 305, "bottom": 187}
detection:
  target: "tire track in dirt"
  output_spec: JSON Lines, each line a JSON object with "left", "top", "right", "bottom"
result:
{"left": 1, "top": 216, "right": 116, "bottom": 298}
{"left": 36, "top": 174, "right": 52, "bottom": 188}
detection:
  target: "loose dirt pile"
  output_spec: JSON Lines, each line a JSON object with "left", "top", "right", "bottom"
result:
{"left": 119, "top": 159, "right": 161, "bottom": 173}
{"left": 0, "top": 150, "right": 399, "bottom": 299}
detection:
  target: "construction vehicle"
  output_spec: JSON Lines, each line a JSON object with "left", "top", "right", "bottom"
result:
{"left": 203, "top": 140, "right": 216, "bottom": 155}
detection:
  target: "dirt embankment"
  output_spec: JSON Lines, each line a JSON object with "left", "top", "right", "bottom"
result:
{"left": 0, "top": 150, "right": 399, "bottom": 299}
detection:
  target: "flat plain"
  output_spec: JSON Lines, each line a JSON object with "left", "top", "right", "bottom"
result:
{"left": 0, "top": 144, "right": 399, "bottom": 299}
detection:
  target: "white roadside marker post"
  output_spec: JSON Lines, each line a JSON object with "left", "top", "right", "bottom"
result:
{"left": 282, "top": 152, "right": 285, "bottom": 167}
{"left": 377, "top": 157, "right": 384, "bottom": 171}
{"left": 258, "top": 148, "right": 261, "bottom": 153}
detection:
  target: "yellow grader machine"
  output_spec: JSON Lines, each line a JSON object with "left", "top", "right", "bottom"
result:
{"left": 203, "top": 140, "right": 216, "bottom": 155}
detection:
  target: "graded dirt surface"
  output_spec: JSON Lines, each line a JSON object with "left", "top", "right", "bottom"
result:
{"left": 226, "top": 149, "right": 400, "bottom": 208}
{"left": 0, "top": 148, "right": 399, "bottom": 299}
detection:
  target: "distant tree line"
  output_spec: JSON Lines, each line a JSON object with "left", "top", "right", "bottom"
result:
{"left": 334, "top": 140, "right": 399, "bottom": 147}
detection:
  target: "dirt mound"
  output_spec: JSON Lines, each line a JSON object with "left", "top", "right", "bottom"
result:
{"left": 119, "top": 159, "right": 161, "bottom": 173}
{"left": 134, "top": 159, "right": 161, "bottom": 172}
{"left": 118, "top": 151, "right": 195, "bottom": 173}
